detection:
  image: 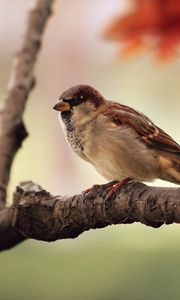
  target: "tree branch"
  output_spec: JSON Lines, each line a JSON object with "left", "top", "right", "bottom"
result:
{"left": 0, "top": 0, "right": 54, "bottom": 208}
{"left": 0, "top": 181, "right": 179, "bottom": 251}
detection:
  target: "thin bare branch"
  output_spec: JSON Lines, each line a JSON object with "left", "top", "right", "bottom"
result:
{"left": 0, "top": 0, "right": 55, "bottom": 208}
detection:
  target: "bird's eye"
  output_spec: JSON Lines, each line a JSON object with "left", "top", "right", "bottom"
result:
{"left": 63, "top": 97, "right": 81, "bottom": 107}
{"left": 63, "top": 95, "right": 85, "bottom": 107}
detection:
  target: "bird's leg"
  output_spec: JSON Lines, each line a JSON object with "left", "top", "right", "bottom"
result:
{"left": 84, "top": 180, "right": 118, "bottom": 195}
{"left": 106, "top": 177, "right": 133, "bottom": 201}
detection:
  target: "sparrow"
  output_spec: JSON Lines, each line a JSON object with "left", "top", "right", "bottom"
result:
{"left": 53, "top": 85, "right": 180, "bottom": 185}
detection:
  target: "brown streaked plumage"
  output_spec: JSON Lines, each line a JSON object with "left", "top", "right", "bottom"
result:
{"left": 53, "top": 85, "right": 180, "bottom": 185}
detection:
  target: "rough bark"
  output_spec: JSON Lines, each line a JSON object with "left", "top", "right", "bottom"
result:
{"left": 0, "top": 180, "right": 180, "bottom": 251}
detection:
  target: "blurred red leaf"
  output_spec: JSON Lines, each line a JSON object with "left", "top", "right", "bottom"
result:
{"left": 104, "top": 0, "right": 180, "bottom": 59}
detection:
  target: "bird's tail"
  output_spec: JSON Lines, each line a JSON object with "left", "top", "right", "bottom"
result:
{"left": 158, "top": 153, "right": 180, "bottom": 184}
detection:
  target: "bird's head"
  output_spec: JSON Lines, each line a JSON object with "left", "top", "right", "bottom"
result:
{"left": 53, "top": 85, "right": 105, "bottom": 126}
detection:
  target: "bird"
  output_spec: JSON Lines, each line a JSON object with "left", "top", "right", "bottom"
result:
{"left": 53, "top": 84, "right": 180, "bottom": 189}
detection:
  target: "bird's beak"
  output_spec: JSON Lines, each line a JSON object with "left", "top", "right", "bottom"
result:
{"left": 53, "top": 99, "right": 71, "bottom": 112}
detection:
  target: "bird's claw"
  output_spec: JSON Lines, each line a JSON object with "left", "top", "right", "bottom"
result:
{"left": 84, "top": 180, "right": 118, "bottom": 196}
{"left": 106, "top": 177, "right": 133, "bottom": 201}
{"left": 83, "top": 184, "right": 101, "bottom": 195}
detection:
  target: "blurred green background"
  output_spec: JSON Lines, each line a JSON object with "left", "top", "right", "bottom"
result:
{"left": 0, "top": 1, "right": 180, "bottom": 299}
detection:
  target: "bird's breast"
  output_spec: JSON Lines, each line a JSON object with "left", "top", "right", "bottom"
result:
{"left": 60, "top": 112, "right": 87, "bottom": 159}
{"left": 66, "top": 127, "right": 88, "bottom": 160}
{"left": 61, "top": 113, "right": 159, "bottom": 182}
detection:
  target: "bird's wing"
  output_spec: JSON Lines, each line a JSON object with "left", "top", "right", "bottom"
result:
{"left": 104, "top": 103, "right": 180, "bottom": 154}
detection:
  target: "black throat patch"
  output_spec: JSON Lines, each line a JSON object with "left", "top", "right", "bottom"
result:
{"left": 61, "top": 111, "right": 73, "bottom": 132}
{"left": 61, "top": 110, "right": 85, "bottom": 157}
